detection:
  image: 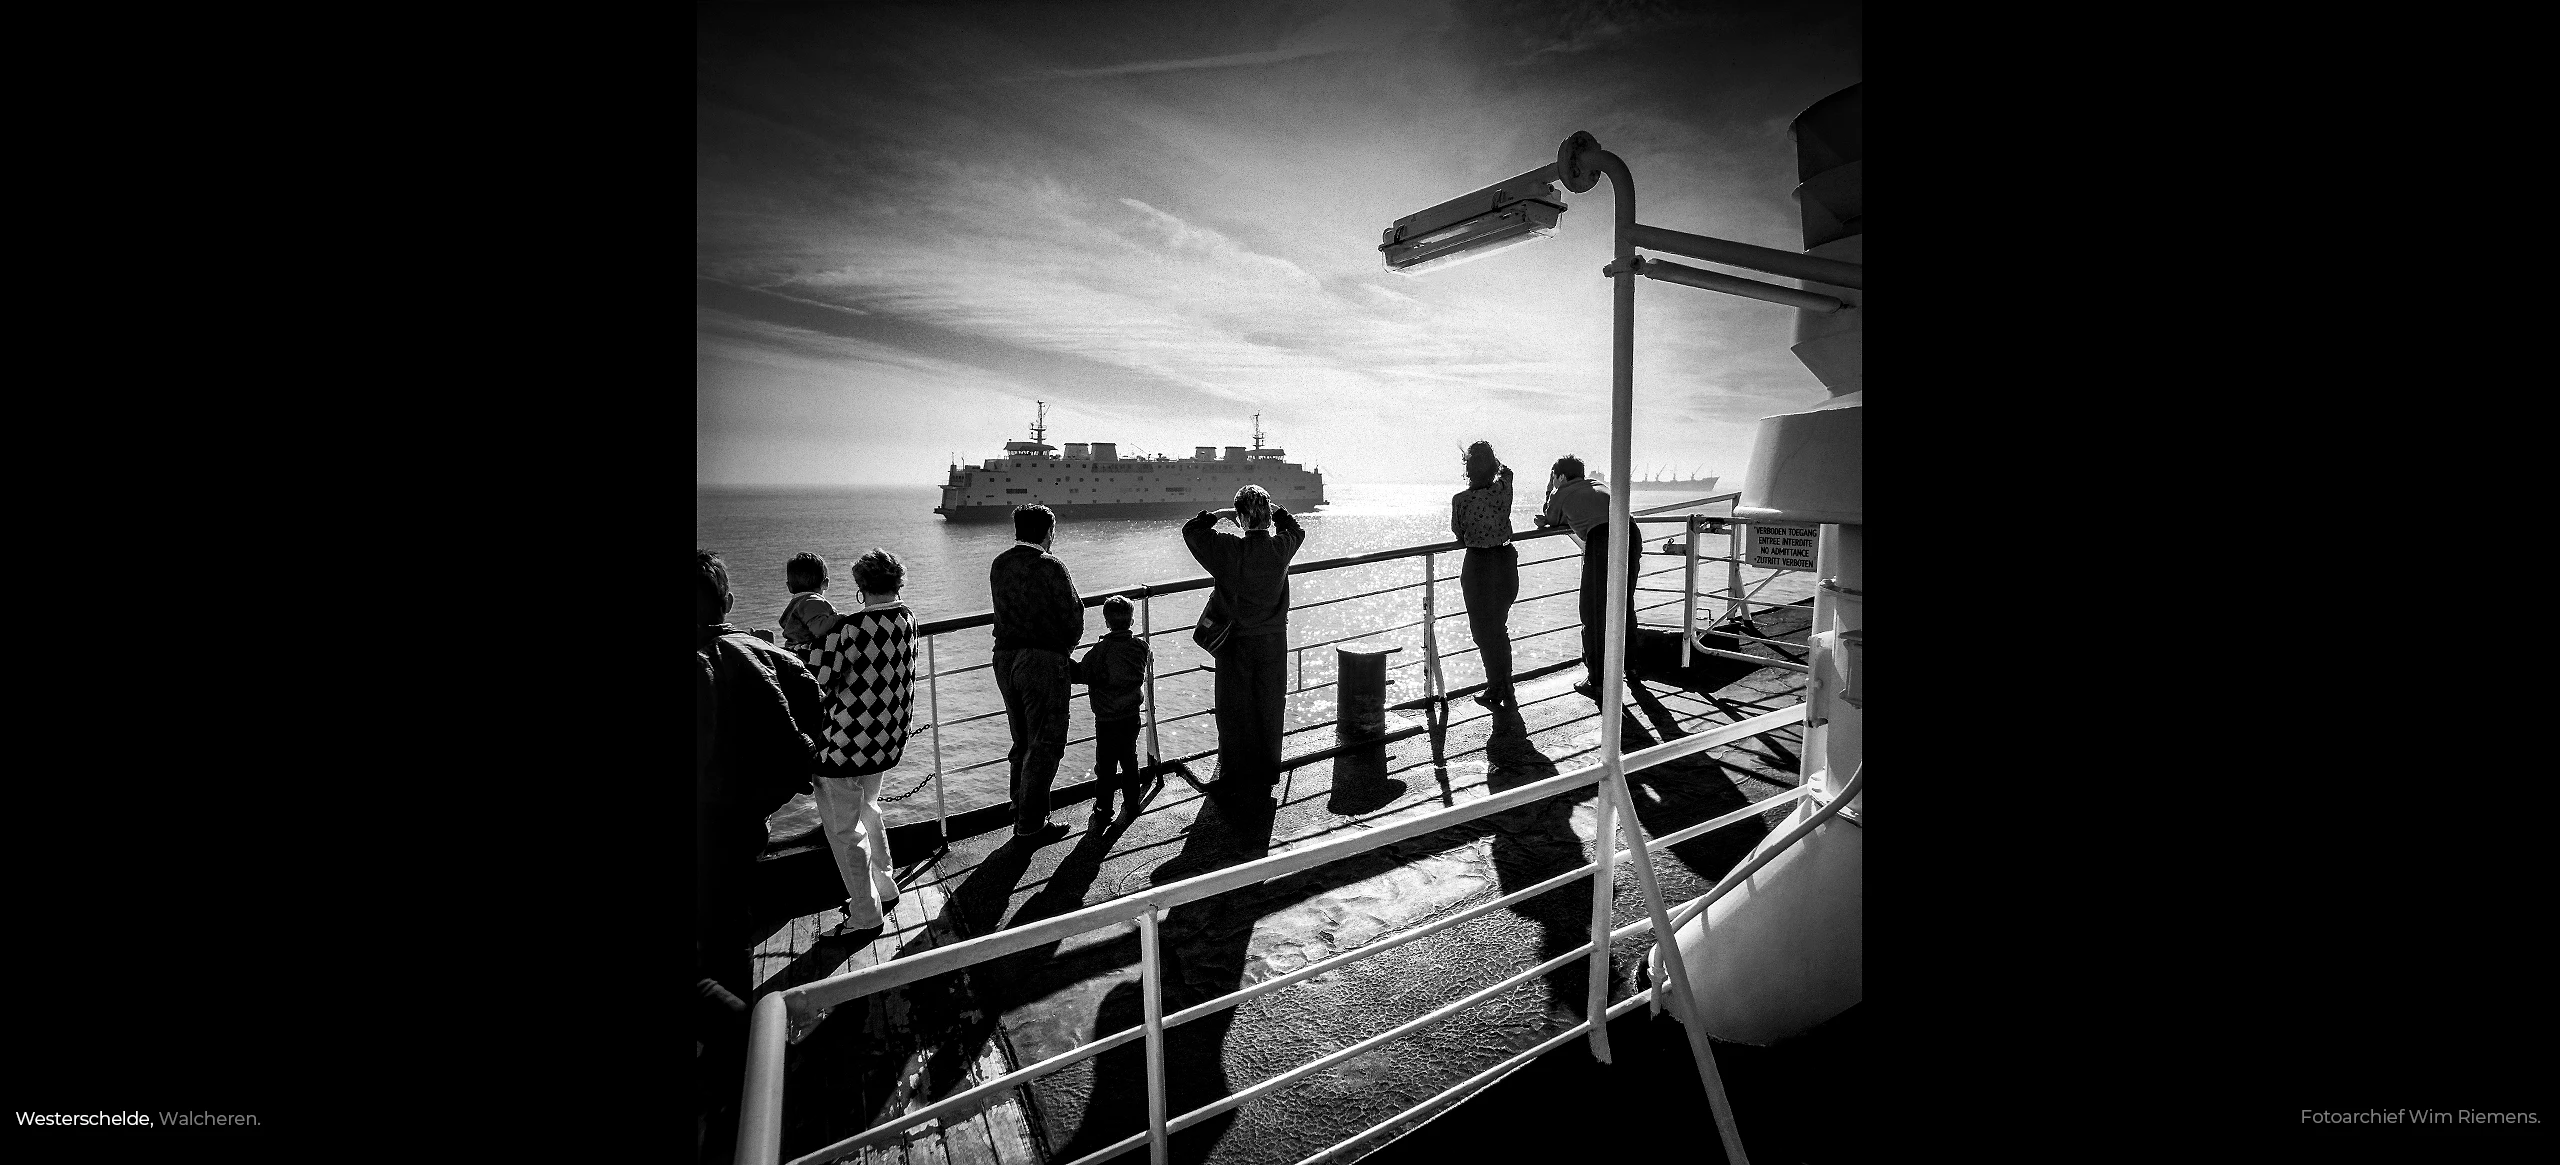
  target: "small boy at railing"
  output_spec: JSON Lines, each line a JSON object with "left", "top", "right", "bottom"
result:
{"left": 1071, "top": 595, "right": 1151, "bottom": 822}
{"left": 778, "top": 552, "right": 846, "bottom": 651}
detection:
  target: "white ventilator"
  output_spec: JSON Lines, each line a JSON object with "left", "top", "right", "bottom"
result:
{"left": 1652, "top": 83, "right": 1862, "bottom": 1045}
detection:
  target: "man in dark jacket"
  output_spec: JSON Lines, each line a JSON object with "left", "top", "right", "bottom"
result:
{"left": 989, "top": 505, "right": 1083, "bottom": 851}
{"left": 696, "top": 548, "right": 823, "bottom": 1161}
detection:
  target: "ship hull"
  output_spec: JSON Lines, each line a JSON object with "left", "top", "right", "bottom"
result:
{"left": 937, "top": 500, "right": 1323, "bottom": 522}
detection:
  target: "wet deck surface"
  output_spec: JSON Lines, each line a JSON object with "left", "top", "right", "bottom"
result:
{"left": 749, "top": 602, "right": 1814, "bottom": 1165}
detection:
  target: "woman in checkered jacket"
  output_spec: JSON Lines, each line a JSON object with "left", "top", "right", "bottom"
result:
{"left": 805, "top": 548, "right": 919, "bottom": 937}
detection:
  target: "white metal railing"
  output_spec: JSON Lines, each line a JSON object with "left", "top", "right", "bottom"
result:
{"left": 881, "top": 493, "right": 1808, "bottom": 836}
{"left": 744, "top": 494, "right": 1830, "bottom": 1165}
{"left": 738, "top": 701, "right": 1812, "bottom": 1165}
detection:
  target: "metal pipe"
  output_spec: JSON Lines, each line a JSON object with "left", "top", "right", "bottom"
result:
{"left": 1634, "top": 255, "right": 1847, "bottom": 313}
{"left": 1138, "top": 907, "right": 1171, "bottom": 1165}
{"left": 926, "top": 633, "right": 947, "bottom": 841}
{"left": 776, "top": 702, "right": 1804, "bottom": 1019}
{"left": 1682, "top": 514, "right": 1700, "bottom": 669}
{"left": 1142, "top": 591, "right": 1161, "bottom": 767}
{"left": 1632, "top": 491, "right": 1741, "bottom": 516}
{"left": 1585, "top": 780, "right": 1616, "bottom": 1064}
{"left": 1631, "top": 222, "right": 1863, "bottom": 290}
{"left": 779, "top": 796, "right": 1781, "bottom": 1165}
{"left": 1663, "top": 762, "right": 1867, "bottom": 936}
{"left": 1730, "top": 517, "right": 1748, "bottom": 627}
{"left": 735, "top": 991, "right": 790, "bottom": 1165}
{"left": 1588, "top": 141, "right": 1752, "bottom": 1165}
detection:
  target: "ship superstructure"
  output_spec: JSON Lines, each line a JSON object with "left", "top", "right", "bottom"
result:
{"left": 935, "top": 404, "right": 1327, "bottom": 521}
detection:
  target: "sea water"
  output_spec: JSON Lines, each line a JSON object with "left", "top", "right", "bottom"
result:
{"left": 698, "top": 482, "right": 1772, "bottom": 826}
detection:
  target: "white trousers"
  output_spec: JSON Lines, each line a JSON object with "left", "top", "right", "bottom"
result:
{"left": 813, "top": 770, "right": 901, "bottom": 926}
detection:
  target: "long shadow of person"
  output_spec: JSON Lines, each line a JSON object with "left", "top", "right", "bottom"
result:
{"left": 1049, "top": 788, "right": 1273, "bottom": 1164}
{"left": 776, "top": 838, "right": 1044, "bottom": 1159}
{"left": 1481, "top": 704, "right": 1606, "bottom": 1027}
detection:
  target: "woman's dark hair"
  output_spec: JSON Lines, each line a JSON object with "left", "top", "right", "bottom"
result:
{"left": 786, "top": 552, "right": 828, "bottom": 593}
{"left": 850, "top": 548, "right": 905, "bottom": 596}
{"left": 1463, "top": 441, "right": 1500, "bottom": 488}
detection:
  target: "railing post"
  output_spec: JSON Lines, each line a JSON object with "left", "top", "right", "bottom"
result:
{"left": 735, "top": 991, "right": 790, "bottom": 1165}
{"left": 1421, "top": 551, "right": 1447, "bottom": 766}
{"left": 1729, "top": 517, "right": 1749, "bottom": 629}
{"left": 1137, "top": 905, "right": 1172, "bottom": 1165}
{"left": 1682, "top": 514, "right": 1699, "bottom": 668}
{"left": 926, "top": 632, "right": 947, "bottom": 842}
{"left": 1141, "top": 589, "right": 1161, "bottom": 769}
{"left": 1584, "top": 773, "right": 1616, "bottom": 1063}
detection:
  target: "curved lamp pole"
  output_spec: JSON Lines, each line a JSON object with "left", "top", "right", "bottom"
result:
{"left": 1559, "top": 134, "right": 1753, "bottom": 1165}
{"left": 1378, "top": 129, "right": 1861, "bottom": 1165}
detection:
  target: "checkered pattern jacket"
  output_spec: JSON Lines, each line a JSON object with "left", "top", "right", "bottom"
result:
{"left": 804, "top": 603, "right": 919, "bottom": 777}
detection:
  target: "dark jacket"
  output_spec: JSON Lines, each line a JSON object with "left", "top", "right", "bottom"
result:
{"left": 990, "top": 544, "right": 1085, "bottom": 654}
{"left": 1072, "top": 629, "right": 1150, "bottom": 722}
{"left": 1183, "top": 508, "right": 1305, "bottom": 639}
{"left": 697, "top": 625, "right": 824, "bottom": 822}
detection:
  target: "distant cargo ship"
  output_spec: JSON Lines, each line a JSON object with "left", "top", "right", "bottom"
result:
{"left": 1631, "top": 465, "right": 1722, "bottom": 492}
{"left": 935, "top": 404, "right": 1328, "bottom": 521}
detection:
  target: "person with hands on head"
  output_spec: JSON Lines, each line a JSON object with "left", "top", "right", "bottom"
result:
{"left": 1452, "top": 441, "right": 1520, "bottom": 709}
{"left": 1181, "top": 484, "right": 1305, "bottom": 799}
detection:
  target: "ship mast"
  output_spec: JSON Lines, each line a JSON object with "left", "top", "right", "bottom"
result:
{"left": 1252, "top": 412, "right": 1264, "bottom": 450}
{"left": 1031, "top": 401, "right": 1048, "bottom": 446}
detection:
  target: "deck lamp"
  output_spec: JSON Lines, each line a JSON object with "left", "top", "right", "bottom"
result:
{"left": 1377, "top": 166, "right": 1568, "bottom": 275}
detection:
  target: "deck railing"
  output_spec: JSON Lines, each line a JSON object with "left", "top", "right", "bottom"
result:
{"left": 740, "top": 494, "right": 1835, "bottom": 1165}
{"left": 882, "top": 493, "right": 1805, "bottom": 832}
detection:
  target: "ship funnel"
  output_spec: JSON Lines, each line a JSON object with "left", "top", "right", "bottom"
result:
{"left": 1738, "top": 81, "right": 1861, "bottom": 527}
{"left": 1194, "top": 446, "right": 1217, "bottom": 461}
{"left": 1091, "top": 442, "right": 1117, "bottom": 462}
{"left": 1788, "top": 82, "right": 1860, "bottom": 398}
{"left": 1223, "top": 446, "right": 1246, "bottom": 462}
{"left": 1064, "top": 443, "right": 1090, "bottom": 459}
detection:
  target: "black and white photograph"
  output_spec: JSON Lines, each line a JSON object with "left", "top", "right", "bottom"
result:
{"left": 13, "top": 3, "right": 2545, "bottom": 1162}
{"left": 696, "top": 3, "right": 1866, "bottom": 1163}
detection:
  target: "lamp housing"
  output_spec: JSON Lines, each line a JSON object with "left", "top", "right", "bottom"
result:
{"left": 1379, "top": 167, "right": 1567, "bottom": 276}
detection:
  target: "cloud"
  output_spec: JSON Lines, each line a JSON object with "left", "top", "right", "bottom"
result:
{"left": 696, "top": 0, "right": 1849, "bottom": 482}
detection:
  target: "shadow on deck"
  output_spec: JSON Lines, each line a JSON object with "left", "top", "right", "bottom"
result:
{"left": 746, "top": 602, "right": 1817, "bottom": 1165}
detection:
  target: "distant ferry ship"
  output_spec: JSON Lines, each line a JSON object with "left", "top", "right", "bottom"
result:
{"left": 935, "top": 404, "right": 1328, "bottom": 522}
{"left": 1632, "top": 465, "right": 1723, "bottom": 492}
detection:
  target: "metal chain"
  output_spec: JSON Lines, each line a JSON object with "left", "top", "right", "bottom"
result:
{"left": 876, "top": 765, "right": 939, "bottom": 804}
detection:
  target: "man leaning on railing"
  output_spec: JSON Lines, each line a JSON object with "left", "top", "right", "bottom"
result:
{"left": 1537, "top": 454, "right": 1639, "bottom": 701}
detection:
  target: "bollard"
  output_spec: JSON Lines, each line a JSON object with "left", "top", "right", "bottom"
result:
{"left": 1335, "top": 644, "right": 1401, "bottom": 738}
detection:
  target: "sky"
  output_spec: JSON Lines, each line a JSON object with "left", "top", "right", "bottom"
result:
{"left": 698, "top": 0, "right": 1860, "bottom": 486}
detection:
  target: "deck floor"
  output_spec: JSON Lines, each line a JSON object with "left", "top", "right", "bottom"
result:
{"left": 750, "top": 602, "right": 1815, "bottom": 1165}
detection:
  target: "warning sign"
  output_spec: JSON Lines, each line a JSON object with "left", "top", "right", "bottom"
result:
{"left": 1743, "top": 523, "right": 1820, "bottom": 571}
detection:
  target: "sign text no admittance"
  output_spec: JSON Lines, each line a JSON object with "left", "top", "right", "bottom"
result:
{"left": 1743, "top": 522, "right": 1819, "bottom": 571}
